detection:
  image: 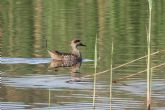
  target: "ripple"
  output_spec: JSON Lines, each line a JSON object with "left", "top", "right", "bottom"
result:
{"left": 0, "top": 57, "right": 51, "bottom": 64}
{"left": 0, "top": 102, "right": 30, "bottom": 110}
{"left": 2, "top": 74, "right": 93, "bottom": 89}
{"left": 0, "top": 57, "right": 93, "bottom": 64}
{"left": 114, "top": 79, "right": 165, "bottom": 99}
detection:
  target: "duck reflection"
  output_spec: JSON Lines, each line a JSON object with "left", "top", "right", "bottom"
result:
{"left": 49, "top": 59, "right": 82, "bottom": 82}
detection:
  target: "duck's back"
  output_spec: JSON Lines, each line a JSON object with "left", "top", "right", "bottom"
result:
{"left": 48, "top": 50, "right": 81, "bottom": 61}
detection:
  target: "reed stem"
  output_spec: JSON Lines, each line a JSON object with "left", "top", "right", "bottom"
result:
{"left": 82, "top": 49, "right": 164, "bottom": 79}
{"left": 109, "top": 38, "right": 114, "bottom": 110}
{"left": 147, "top": 0, "right": 152, "bottom": 109}
{"left": 112, "top": 63, "right": 164, "bottom": 82}
{"left": 48, "top": 89, "right": 51, "bottom": 109}
{"left": 93, "top": 34, "right": 98, "bottom": 109}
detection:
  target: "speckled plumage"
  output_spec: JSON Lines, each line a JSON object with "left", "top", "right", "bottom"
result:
{"left": 48, "top": 39, "right": 85, "bottom": 61}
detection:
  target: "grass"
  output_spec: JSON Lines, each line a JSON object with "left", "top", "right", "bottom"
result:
{"left": 147, "top": 0, "right": 152, "bottom": 109}
{"left": 92, "top": 34, "right": 98, "bottom": 109}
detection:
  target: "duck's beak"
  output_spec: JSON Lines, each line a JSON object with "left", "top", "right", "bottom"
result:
{"left": 79, "top": 43, "right": 86, "bottom": 46}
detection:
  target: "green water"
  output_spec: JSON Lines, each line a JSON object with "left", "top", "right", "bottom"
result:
{"left": 0, "top": 0, "right": 165, "bottom": 110}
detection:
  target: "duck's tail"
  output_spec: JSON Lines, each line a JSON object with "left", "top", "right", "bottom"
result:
{"left": 48, "top": 50, "right": 61, "bottom": 60}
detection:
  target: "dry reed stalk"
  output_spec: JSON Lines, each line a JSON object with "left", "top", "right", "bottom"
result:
{"left": 92, "top": 34, "right": 98, "bottom": 109}
{"left": 112, "top": 63, "right": 164, "bottom": 83}
{"left": 147, "top": 0, "right": 152, "bottom": 109}
{"left": 82, "top": 49, "right": 164, "bottom": 79}
{"left": 109, "top": 38, "right": 114, "bottom": 110}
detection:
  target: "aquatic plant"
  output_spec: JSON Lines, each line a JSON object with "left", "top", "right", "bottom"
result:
{"left": 48, "top": 89, "right": 51, "bottom": 109}
{"left": 92, "top": 34, "right": 98, "bottom": 109}
{"left": 82, "top": 49, "right": 165, "bottom": 79}
{"left": 112, "top": 63, "right": 164, "bottom": 82}
{"left": 109, "top": 38, "right": 114, "bottom": 110}
{"left": 147, "top": 0, "right": 152, "bottom": 109}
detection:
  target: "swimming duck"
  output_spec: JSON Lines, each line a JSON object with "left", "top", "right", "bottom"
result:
{"left": 48, "top": 39, "right": 86, "bottom": 61}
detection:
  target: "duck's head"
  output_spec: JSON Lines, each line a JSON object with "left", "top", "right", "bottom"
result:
{"left": 71, "top": 39, "right": 86, "bottom": 48}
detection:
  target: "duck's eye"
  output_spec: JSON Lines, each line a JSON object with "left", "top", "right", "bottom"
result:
{"left": 74, "top": 40, "right": 80, "bottom": 43}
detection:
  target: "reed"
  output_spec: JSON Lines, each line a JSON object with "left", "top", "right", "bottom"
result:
{"left": 112, "top": 63, "right": 164, "bottom": 82}
{"left": 92, "top": 34, "right": 98, "bottom": 109}
{"left": 109, "top": 38, "right": 114, "bottom": 110}
{"left": 147, "top": 0, "right": 152, "bottom": 109}
{"left": 82, "top": 49, "right": 165, "bottom": 79}
{"left": 48, "top": 89, "right": 51, "bottom": 109}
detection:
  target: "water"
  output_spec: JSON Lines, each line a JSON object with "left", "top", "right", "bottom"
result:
{"left": 0, "top": 0, "right": 165, "bottom": 110}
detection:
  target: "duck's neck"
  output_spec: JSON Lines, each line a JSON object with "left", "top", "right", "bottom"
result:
{"left": 71, "top": 46, "right": 81, "bottom": 57}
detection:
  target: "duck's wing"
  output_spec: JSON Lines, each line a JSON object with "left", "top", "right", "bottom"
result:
{"left": 55, "top": 51, "right": 79, "bottom": 61}
{"left": 48, "top": 50, "right": 77, "bottom": 60}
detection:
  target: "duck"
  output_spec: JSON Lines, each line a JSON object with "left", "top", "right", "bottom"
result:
{"left": 48, "top": 39, "right": 86, "bottom": 61}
